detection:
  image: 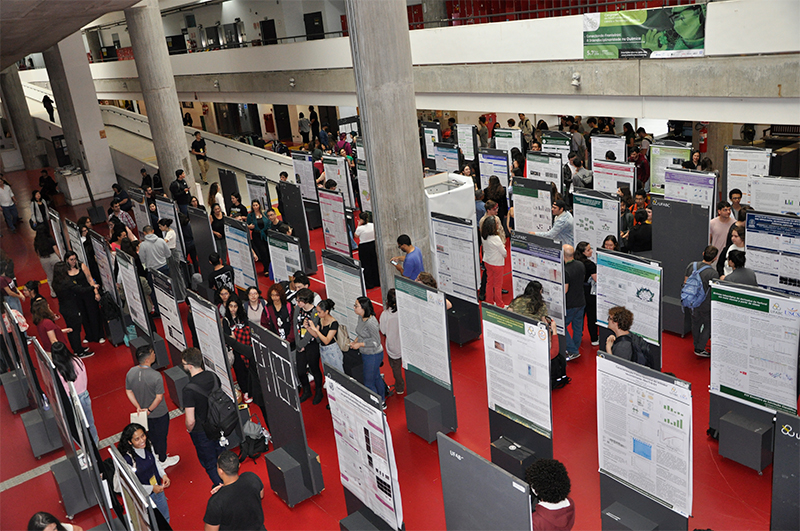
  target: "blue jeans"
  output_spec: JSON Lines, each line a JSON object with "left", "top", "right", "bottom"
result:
{"left": 150, "top": 490, "right": 169, "bottom": 523}
{"left": 362, "top": 351, "right": 385, "bottom": 402}
{"left": 78, "top": 390, "right": 99, "bottom": 444}
{"left": 564, "top": 306, "right": 585, "bottom": 354}
{"left": 320, "top": 342, "right": 344, "bottom": 373}
{"left": 2, "top": 203, "right": 19, "bottom": 231}
{"left": 190, "top": 430, "right": 224, "bottom": 486}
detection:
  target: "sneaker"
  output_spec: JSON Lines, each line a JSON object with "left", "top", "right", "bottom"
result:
{"left": 565, "top": 352, "right": 581, "bottom": 361}
{"left": 694, "top": 350, "right": 711, "bottom": 358}
{"left": 98, "top": 338, "right": 106, "bottom": 344}
{"left": 243, "top": 393, "right": 253, "bottom": 404}
{"left": 82, "top": 339, "right": 88, "bottom": 344}
{"left": 79, "top": 350, "right": 95, "bottom": 358}
{"left": 591, "top": 340, "right": 599, "bottom": 346}
{"left": 396, "top": 389, "right": 405, "bottom": 395}
{"left": 382, "top": 402, "right": 388, "bottom": 410}
{"left": 160, "top": 455, "right": 180, "bottom": 468}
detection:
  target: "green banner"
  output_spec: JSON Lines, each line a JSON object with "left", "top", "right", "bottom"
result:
{"left": 573, "top": 194, "right": 603, "bottom": 209}
{"left": 395, "top": 276, "right": 428, "bottom": 301}
{"left": 483, "top": 307, "right": 524, "bottom": 334}
{"left": 583, "top": 5, "right": 706, "bottom": 60}
{"left": 711, "top": 288, "right": 769, "bottom": 313}
{"left": 512, "top": 186, "right": 540, "bottom": 199}
{"left": 269, "top": 239, "right": 288, "bottom": 251}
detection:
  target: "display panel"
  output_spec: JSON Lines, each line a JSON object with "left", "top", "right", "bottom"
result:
{"left": 493, "top": 129, "right": 522, "bottom": 167}
{"left": 572, "top": 191, "right": 620, "bottom": 263}
{"left": 512, "top": 178, "right": 551, "bottom": 234}
{"left": 649, "top": 143, "right": 691, "bottom": 194}
{"left": 318, "top": 189, "right": 350, "bottom": 256}
{"left": 186, "top": 292, "right": 234, "bottom": 402}
{"left": 129, "top": 189, "right": 150, "bottom": 234}
{"left": 267, "top": 231, "right": 303, "bottom": 284}
{"left": 593, "top": 159, "right": 636, "bottom": 194}
{"left": 456, "top": 124, "right": 476, "bottom": 161}
{"left": 223, "top": 216, "right": 258, "bottom": 291}
{"left": 89, "top": 229, "right": 119, "bottom": 305}
{"left": 322, "top": 155, "right": 355, "bottom": 209}
{"left": 434, "top": 142, "right": 459, "bottom": 173}
{"left": 431, "top": 213, "right": 478, "bottom": 302}
{"left": 663, "top": 168, "right": 716, "bottom": 209}
{"left": 322, "top": 251, "right": 366, "bottom": 340}
{"left": 152, "top": 271, "right": 186, "bottom": 352}
{"left": 478, "top": 148, "right": 509, "bottom": 190}
{"left": 525, "top": 152, "right": 562, "bottom": 191}
{"left": 750, "top": 176, "right": 800, "bottom": 215}
{"left": 745, "top": 212, "right": 800, "bottom": 296}
{"left": 510, "top": 232, "right": 565, "bottom": 335}
{"left": 48, "top": 207, "right": 66, "bottom": 257}
{"left": 292, "top": 152, "right": 318, "bottom": 202}
{"left": 590, "top": 135, "right": 626, "bottom": 167}
{"left": 117, "top": 250, "right": 151, "bottom": 336}
{"left": 65, "top": 218, "right": 87, "bottom": 264}
{"left": 725, "top": 146, "right": 771, "bottom": 202}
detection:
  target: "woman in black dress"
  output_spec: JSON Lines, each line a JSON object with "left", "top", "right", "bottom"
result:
{"left": 247, "top": 199, "right": 270, "bottom": 276}
{"left": 210, "top": 203, "right": 227, "bottom": 264}
{"left": 575, "top": 241, "right": 599, "bottom": 347}
{"left": 52, "top": 259, "right": 95, "bottom": 356}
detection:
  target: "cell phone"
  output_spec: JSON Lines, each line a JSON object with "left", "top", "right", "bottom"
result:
{"left": 391, "top": 260, "right": 398, "bottom": 265}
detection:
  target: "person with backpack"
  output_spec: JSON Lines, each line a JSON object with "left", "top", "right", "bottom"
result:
{"left": 683, "top": 246, "right": 719, "bottom": 358}
{"left": 605, "top": 306, "right": 654, "bottom": 369}
{"left": 305, "top": 299, "right": 344, "bottom": 374}
{"left": 182, "top": 347, "right": 226, "bottom": 486}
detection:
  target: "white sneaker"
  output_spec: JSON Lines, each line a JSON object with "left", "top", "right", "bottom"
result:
{"left": 82, "top": 339, "right": 88, "bottom": 344}
{"left": 160, "top": 455, "right": 180, "bottom": 468}
{"left": 591, "top": 340, "right": 599, "bottom": 346}
{"left": 98, "top": 338, "right": 106, "bottom": 344}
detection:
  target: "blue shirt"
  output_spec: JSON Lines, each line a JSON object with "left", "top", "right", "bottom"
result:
{"left": 475, "top": 200, "right": 486, "bottom": 223}
{"left": 403, "top": 247, "right": 424, "bottom": 280}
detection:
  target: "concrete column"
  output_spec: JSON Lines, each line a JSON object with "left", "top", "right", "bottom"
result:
{"left": 43, "top": 32, "right": 116, "bottom": 199}
{"left": 706, "top": 122, "right": 733, "bottom": 193}
{"left": 422, "top": 0, "right": 448, "bottom": 28}
{"left": 0, "top": 64, "right": 43, "bottom": 170}
{"left": 85, "top": 30, "right": 103, "bottom": 63}
{"left": 125, "top": 0, "right": 195, "bottom": 195}
{"left": 344, "top": 0, "right": 431, "bottom": 295}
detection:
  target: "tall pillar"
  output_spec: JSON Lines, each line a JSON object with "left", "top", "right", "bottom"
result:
{"left": 125, "top": 0, "right": 195, "bottom": 195}
{"left": 85, "top": 30, "right": 103, "bottom": 63}
{"left": 345, "top": 0, "right": 431, "bottom": 295}
{"left": 43, "top": 32, "right": 116, "bottom": 199}
{"left": 0, "top": 64, "right": 43, "bottom": 170}
{"left": 422, "top": 0, "right": 448, "bottom": 28}
{"left": 706, "top": 122, "right": 733, "bottom": 182}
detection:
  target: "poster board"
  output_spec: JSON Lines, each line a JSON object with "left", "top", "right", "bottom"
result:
{"left": 292, "top": 152, "right": 318, "bottom": 203}
{"left": 482, "top": 305, "right": 552, "bottom": 437}
{"left": 596, "top": 354, "right": 693, "bottom": 518}
{"left": 318, "top": 189, "right": 351, "bottom": 257}
{"left": 478, "top": 148, "right": 509, "bottom": 190}
{"left": 64, "top": 218, "right": 86, "bottom": 264}
{"left": 596, "top": 249, "right": 662, "bottom": 347}
{"left": 356, "top": 159, "right": 372, "bottom": 213}
{"left": 593, "top": 159, "right": 636, "bottom": 194}
{"left": 109, "top": 446, "right": 159, "bottom": 531}
{"left": 649, "top": 142, "right": 691, "bottom": 195}
{"left": 217, "top": 168, "right": 240, "bottom": 215}
{"left": 590, "top": 134, "right": 626, "bottom": 166}
{"left": 277, "top": 181, "right": 314, "bottom": 274}
{"left": 456, "top": 124, "right": 477, "bottom": 162}
{"left": 187, "top": 205, "right": 217, "bottom": 282}
{"left": 710, "top": 282, "right": 799, "bottom": 415}
{"left": 186, "top": 292, "right": 235, "bottom": 402}
{"left": 750, "top": 175, "right": 800, "bottom": 215}
{"left": 116, "top": 250, "right": 151, "bottom": 336}
{"left": 152, "top": 271, "right": 186, "bottom": 353}
{"left": 421, "top": 121, "right": 440, "bottom": 165}
{"left": 48, "top": 207, "right": 66, "bottom": 257}
{"left": 512, "top": 178, "right": 552, "bottom": 234}
{"left": 245, "top": 173, "right": 271, "bottom": 213}
{"left": 223, "top": 216, "right": 258, "bottom": 291}
{"left": 771, "top": 411, "right": 800, "bottom": 531}
{"left": 88, "top": 229, "right": 119, "bottom": 305}
{"left": 724, "top": 146, "right": 771, "bottom": 202}
{"left": 6, "top": 303, "right": 44, "bottom": 409}
{"left": 493, "top": 128, "right": 522, "bottom": 167}
{"left": 572, "top": 190, "right": 620, "bottom": 263}
{"left": 434, "top": 142, "right": 459, "bottom": 173}
{"left": 128, "top": 189, "right": 150, "bottom": 235}
{"left": 510, "top": 232, "right": 565, "bottom": 335}
{"left": 322, "top": 155, "right": 355, "bottom": 209}
{"left": 395, "top": 276, "right": 452, "bottom": 390}
{"left": 744, "top": 211, "right": 800, "bottom": 296}
{"left": 541, "top": 131, "right": 572, "bottom": 163}
{"left": 268, "top": 230, "right": 302, "bottom": 284}
{"left": 154, "top": 196, "right": 186, "bottom": 258}
{"left": 525, "top": 151, "right": 563, "bottom": 192}
{"left": 663, "top": 168, "right": 716, "bottom": 210}
{"left": 321, "top": 250, "right": 366, "bottom": 340}
{"left": 431, "top": 212, "right": 478, "bottom": 303}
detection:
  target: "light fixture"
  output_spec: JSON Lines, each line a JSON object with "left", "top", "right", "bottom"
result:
{"left": 213, "top": 79, "right": 220, "bottom": 90}
{"left": 571, "top": 72, "right": 581, "bottom": 88}
{"left": 289, "top": 77, "right": 296, "bottom": 88}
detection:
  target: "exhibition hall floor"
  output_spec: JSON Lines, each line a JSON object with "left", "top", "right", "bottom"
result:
{"left": 0, "top": 168, "right": 780, "bottom": 530}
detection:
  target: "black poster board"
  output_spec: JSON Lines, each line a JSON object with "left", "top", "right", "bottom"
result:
{"left": 278, "top": 181, "right": 316, "bottom": 275}
{"left": 154, "top": 196, "right": 187, "bottom": 259}
{"left": 188, "top": 205, "right": 217, "bottom": 282}
{"left": 217, "top": 167, "right": 240, "bottom": 215}
{"left": 65, "top": 218, "right": 87, "bottom": 264}
{"left": 89, "top": 229, "right": 120, "bottom": 306}
{"left": 268, "top": 230, "right": 303, "bottom": 284}
{"left": 772, "top": 411, "right": 800, "bottom": 530}
{"left": 421, "top": 121, "right": 440, "bottom": 169}
{"left": 5, "top": 303, "right": 43, "bottom": 409}
{"left": 245, "top": 173, "right": 271, "bottom": 213}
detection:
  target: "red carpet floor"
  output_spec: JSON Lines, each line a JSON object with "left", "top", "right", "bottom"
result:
{"left": 0, "top": 168, "right": 781, "bottom": 530}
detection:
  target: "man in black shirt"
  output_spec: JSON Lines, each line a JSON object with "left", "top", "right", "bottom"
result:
{"left": 208, "top": 252, "right": 235, "bottom": 294}
{"left": 191, "top": 131, "right": 210, "bottom": 185}
{"left": 169, "top": 169, "right": 192, "bottom": 214}
{"left": 111, "top": 183, "right": 133, "bottom": 212}
{"left": 203, "top": 451, "right": 265, "bottom": 531}
{"left": 605, "top": 306, "right": 634, "bottom": 360}
{"left": 229, "top": 193, "right": 248, "bottom": 219}
{"left": 308, "top": 105, "right": 319, "bottom": 141}
{"left": 182, "top": 347, "right": 224, "bottom": 485}
{"left": 563, "top": 244, "right": 586, "bottom": 361}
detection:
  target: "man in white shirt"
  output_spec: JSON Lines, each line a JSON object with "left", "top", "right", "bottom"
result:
{"left": 0, "top": 177, "right": 20, "bottom": 234}
{"left": 709, "top": 200, "right": 734, "bottom": 265}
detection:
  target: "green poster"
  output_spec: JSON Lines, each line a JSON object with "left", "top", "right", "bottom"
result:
{"left": 583, "top": 5, "right": 706, "bottom": 60}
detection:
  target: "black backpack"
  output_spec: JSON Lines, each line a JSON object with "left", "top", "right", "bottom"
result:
{"left": 618, "top": 334, "right": 656, "bottom": 370}
{"left": 187, "top": 377, "right": 238, "bottom": 442}
{"left": 238, "top": 436, "right": 268, "bottom": 463}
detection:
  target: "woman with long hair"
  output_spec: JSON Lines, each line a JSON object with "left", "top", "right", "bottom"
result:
{"left": 51, "top": 341, "right": 98, "bottom": 443}
{"left": 208, "top": 183, "right": 226, "bottom": 215}
{"left": 306, "top": 299, "right": 343, "bottom": 373}
{"left": 484, "top": 175, "right": 509, "bottom": 234}
{"left": 63, "top": 251, "right": 105, "bottom": 345}
{"left": 623, "top": 122, "right": 636, "bottom": 154}
{"left": 33, "top": 223, "right": 61, "bottom": 298}
{"left": 157, "top": 218, "right": 179, "bottom": 261}
{"left": 216, "top": 286, "right": 232, "bottom": 318}
{"left": 379, "top": 288, "right": 404, "bottom": 395}
{"left": 575, "top": 241, "right": 599, "bottom": 347}
{"left": 355, "top": 212, "right": 380, "bottom": 289}
{"left": 117, "top": 423, "right": 171, "bottom": 522}
{"left": 52, "top": 262, "right": 94, "bottom": 357}
{"left": 350, "top": 296, "right": 385, "bottom": 406}
{"left": 508, "top": 281, "right": 556, "bottom": 335}
{"left": 617, "top": 186, "right": 634, "bottom": 249}
{"left": 209, "top": 203, "right": 227, "bottom": 264}
{"left": 189, "top": 195, "right": 205, "bottom": 212}
{"left": 29, "top": 190, "right": 48, "bottom": 229}
{"left": 602, "top": 235, "right": 619, "bottom": 251}
{"left": 223, "top": 295, "right": 253, "bottom": 403}
{"left": 27, "top": 511, "right": 81, "bottom": 531}
{"left": 32, "top": 298, "right": 70, "bottom": 354}
{"left": 481, "top": 215, "right": 507, "bottom": 306}
{"left": 245, "top": 286, "right": 266, "bottom": 324}
{"left": 261, "top": 283, "right": 294, "bottom": 346}
{"left": 246, "top": 199, "right": 270, "bottom": 276}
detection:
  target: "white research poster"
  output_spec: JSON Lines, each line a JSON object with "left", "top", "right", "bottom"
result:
{"left": 483, "top": 306, "right": 552, "bottom": 437}
{"left": 512, "top": 182, "right": 551, "bottom": 234}
{"left": 510, "top": 233, "right": 565, "bottom": 335}
{"left": 725, "top": 147, "right": 770, "bottom": 201}
{"left": 593, "top": 159, "right": 636, "bottom": 194}
{"left": 431, "top": 215, "right": 478, "bottom": 302}
{"left": 188, "top": 294, "right": 234, "bottom": 402}
{"left": 116, "top": 252, "right": 149, "bottom": 335}
{"left": 456, "top": 124, "right": 476, "bottom": 161}
{"left": 268, "top": 235, "right": 302, "bottom": 284}
{"left": 494, "top": 129, "right": 521, "bottom": 167}
{"left": 596, "top": 251, "right": 662, "bottom": 345}
{"left": 573, "top": 193, "right": 619, "bottom": 263}
{"left": 526, "top": 152, "right": 562, "bottom": 191}
{"left": 318, "top": 189, "right": 350, "bottom": 256}
{"left": 396, "top": 277, "right": 451, "bottom": 389}
{"left": 152, "top": 271, "right": 187, "bottom": 352}
{"left": 478, "top": 150, "right": 509, "bottom": 190}
{"left": 224, "top": 222, "right": 258, "bottom": 291}
{"left": 292, "top": 152, "right": 317, "bottom": 202}
{"left": 596, "top": 355, "right": 693, "bottom": 518}
{"left": 322, "top": 256, "right": 365, "bottom": 341}
{"left": 710, "top": 283, "right": 799, "bottom": 415}
{"left": 590, "top": 135, "right": 626, "bottom": 167}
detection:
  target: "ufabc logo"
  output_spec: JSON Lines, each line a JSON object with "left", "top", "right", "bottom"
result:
{"left": 780, "top": 423, "right": 800, "bottom": 440}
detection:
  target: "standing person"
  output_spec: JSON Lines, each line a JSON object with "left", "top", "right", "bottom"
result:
{"left": 718, "top": 224, "right": 746, "bottom": 276}
{"left": 533, "top": 200, "right": 574, "bottom": 246}
{"left": 0, "top": 178, "right": 20, "bottom": 233}
{"left": 32, "top": 298, "right": 69, "bottom": 353}
{"left": 380, "top": 288, "right": 404, "bottom": 395}
{"left": 157, "top": 219, "right": 180, "bottom": 262}
{"left": 350, "top": 297, "right": 385, "bottom": 407}
{"left": 509, "top": 281, "right": 557, "bottom": 334}
{"left": 519, "top": 113, "right": 533, "bottom": 149}
{"left": 210, "top": 204, "right": 227, "bottom": 263}
{"left": 308, "top": 105, "right": 319, "bottom": 141}
{"left": 42, "top": 95, "right": 55, "bottom": 121}
{"left": 181, "top": 347, "right": 224, "bottom": 486}
{"left": 306, "top": 299, "right": 344, "bottom": 373}
{"left": 138, "top": 226, "right": 171, "bottom": 275}
{"left": 525, "top": 459, "right": 576, "bottom": 531}
{"left": 604, "top": 306, "right": 635, "bottom": 360}
{"left": 126, "top": 345, "right": 180, "bottom": 468}
{"left": 602, "top": 235, "right": 619, "bottom": 251}
{"left": 629, "top": 148, "right": 650, "bottom": 188}
{"left": 39, "top": 171, "right": 59, "bottom": 202}
{"left": 575, "top": 242, "right": 598, "bottom": 346}
{"left": 190, "top": 131, "right": 210, "bottom": 185}
{"left": 111, "top": 184, "right": 133, "bottom": 213}
{"left": 247, "top": 200, "right": 271, "bottom": 277}
{"left": 208, "top": 183, "right": 226, "bottom": 215}
{"left": 117, "top": 423, "right": 172, "bottom": 523}
{"left": 52, "top": 342, "right": 99, "bottom": 443}
{"left": 391, "top": 234, "right": 424, "bottom": 281}
{"left": 229, "top": 193, "right": 248, "bottom": 219}
{"left": 55, "top": 253, "right": 104, "bottom": 348}
{"left": 169, "top": 170, "right": 191, "bottom": 215}
{"left": 261, "top": 283, "right": 295, "bottom": 346}
{"left": 728, "top": 188, "right": 744, "bottom": 220}
{"left": 207, "top": 252, "right": 235, "bottom": 294}
{"left": 109, "top": 199, "right": 135, "bottom": 231}
{"left": 355, "top": 212, "right": 380, "bottom": 289}
{"left": 33, "top": 224, "right": 61, "bottom": 298}
{"left": 245, "top": 286, "right": 266, "bottom": 324}
{"left": 684, "top": 246, "right": 719, "bottom": 357}
{"left": 298, "top": 112, "right": 311, "bottom": 145}
{"left": 294, "top": 288, "right": 323, "bottom": 404}
{"left": 477, "top": 116, "right": 489, "bottom": 148}
{"left": 626, "top": 210, "right": 652, "bottom": 252}
{"left": 569, "top": 124, "right": 586, "bottom": 161}
{"left": 709, "top": 201, "right": 735, "bottom": 265}
{"left": 484, "top": 175, "right": 509, "bottom": 235}
{"left": 203, "top": 451, "right": 265, "bottom": 531}
{"left": 223, "top": 296, "right": 254, "bottom": 404}
{"left": 481, "top": 215, "right": 507, "bottom": 306}
{"left": 30, "top": 190, "right": 49, "bottom": 229}
{"left": 563, "top": 245, "right": 586, "bottom": 361}
{"left": 28, "top": 512, "right": 83, "bottom": 531}
{"left": 721, "top": 250, "right": 758, "bottom": 286}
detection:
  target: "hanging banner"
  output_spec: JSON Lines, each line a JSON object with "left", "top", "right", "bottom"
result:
{"left": 292, "top": 152, "right": 318, "bottom": 203}
{"left": 584, "top": 5, "right": 707, "bottom": 60}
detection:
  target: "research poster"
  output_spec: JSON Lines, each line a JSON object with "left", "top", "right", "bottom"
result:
{"left": 246, "top": 174, "right": 269, "bottom": 213}
{"left": 483, "top": 306, "right": 552, "bottom": 437}
{"left": 494, "top": 129, "right": 522, "bottom": 167}
{"left": 584, "top": 5, "right": 707, "bottom": 59}
{"left": 187, "top": 293, "right": 234, "bottom": 402}
{"left": 593, "top": 159, "right": 636, "bottom": 194}
{"left": 478, "top": 149, "right": 509, "bottom": 190}
{"left": 48, "top": 208, "right": 65, "bottom": 257}
{"left": 327, "top": 376, "right": 403, "bottom": 530}
{"left": 745, "top": 212, "right": 800, "bottom": 296}
{"left": 89, "top": 232, "right": 118, "bottom": 305}
{"left": 596, "top": 355, "right": 693, "bottom": 518}
{"left": 223, "top": 219, "right": 257, "bottom": 291}
{"left": 510, "top": 232, "right": 565, "bottom": 335}
{"left": 663, "top": 169, "right": 716, "bottom": 209}
{"left": 590, "top": 135, "right": 626, "bottom": 167}
{"left": 268, "top": 233, "right": 302, "bottom": 284}
{"left": 292, "top": 152, "right": 317, "bottom": 202}
{"left": 512, "top": 179, "right": 552, "bottom": 233}
{"left": 318, "top": 189, "right": 350, "bottom": 256}
{"left": 541, "top": 132, "right": 572, "bottom": 163}
{"left": 322, "top": 253, "right": 365, "bottom": 340}
{"left": 596, "top": 251, "right": 662, "bottom": 345}
{"left": 356, "top": 160, "right": 372, "bottom": 213}
{"left": 710, "top": 284, "right": 799, "bottom": 415}
{"left": 155, "top": 197, "right": 185, "bottom": 257}
{"left": 322, "top": 155, "right": 355, "bottom": 208}
{"left": 456, "top": 124, "right": 476, "bottom": 161}
{"left": 116, "top": 252, "right": 149, "bottom": 335}
{"left": 423, "top": 126, "right": 440, "bottom": 161}
{"left": 152, "top": 271, "right": 186, "bottom": 352}
{"left": 526, "top": 152, "right": 563, "bottom": 191}
{"left": 434, "top": 142, "right": 459, "bottom": 173}
{"left": 431, "top": 213, "right": 478, "bottom": 302}
{"left": 396, "top": 277, "right": 451, "bottom": 389}
{"left": 573, "top": 192, "right": 620, "bottom": 263}
{"left": 750, "top": 176, "right": 800, "bottom": 216}
{"left": 65, "top": 219, "right": 86, "bottom": 265}
{"left": 128, "top": 190, "right": 150, "bottom": 234}
{"left": 649, "top": 143, "right": 691, "bottom": 194}
{"left": 725, "top": 147, "right": 771, "bottom": 201}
